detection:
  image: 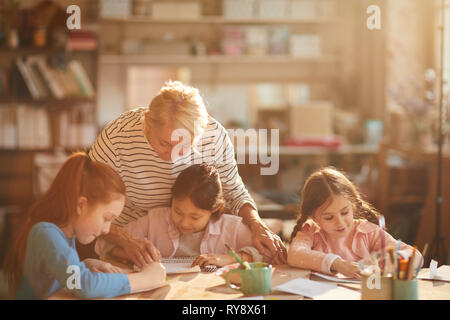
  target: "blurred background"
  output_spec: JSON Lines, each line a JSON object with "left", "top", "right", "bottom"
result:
{"left": 0, "top": 0, "right": 449, "bottom": 293}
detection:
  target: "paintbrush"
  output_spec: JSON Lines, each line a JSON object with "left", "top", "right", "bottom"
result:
{"left": 225, "top": 244, "right": 251, "bottom": 270}
{"left": 414, "top": 243, "right": 428, "bottom": 277}
{"left": 405, "top": 246, "right": 417, "bottom": 280}
{"left": 268, "top": 248, "right": 280, "bottom": 267}
{"left": 378, "top": 215, "right": 386, "bottom": 275}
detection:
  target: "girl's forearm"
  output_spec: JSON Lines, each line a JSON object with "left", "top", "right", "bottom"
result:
{"left": 287, "top": 246, "right": 329, "bottom": 273}
{"left": 127, "top": 272, "right": 148, "bottom": 293}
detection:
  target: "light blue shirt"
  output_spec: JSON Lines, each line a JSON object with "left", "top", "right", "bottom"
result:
{"left": 16, "top": 222, "right": 130, "bottom": 299}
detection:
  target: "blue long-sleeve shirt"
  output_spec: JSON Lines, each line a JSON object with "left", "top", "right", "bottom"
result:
{"left": 16, "top": 222, "right": 130, "bottom": 299}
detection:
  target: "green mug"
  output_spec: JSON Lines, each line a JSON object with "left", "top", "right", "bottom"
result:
{"left": 392, "top": 279, "right": 418, "bottom": 300}
{"left": 225, "top": 262, "right": 272, "bottom": 295}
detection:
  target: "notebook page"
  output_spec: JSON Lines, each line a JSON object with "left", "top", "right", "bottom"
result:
{"left": 161, "top": 257, "right": 201, "bottom": 274}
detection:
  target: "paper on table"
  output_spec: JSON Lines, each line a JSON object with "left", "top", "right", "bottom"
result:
{"left": 417, "top": 264, "right": 450, "bottom": 282}
{"left": 133, "top": 257, "right": 201, "bottom": 274}
{"left": 129, "top": 281, "right": 169, "bottom": 294}
{"left": 274, "top": 278, "right": 360, "bottom": 300}
{"left": 311, "top": 272, "right": 360, "bottom": 284}
{"left": 235, "top": 296, "right": 265, "bottom": 300}
{"left": 430, "top": 260, "right": 438, "bottom": 278}
{"left": 161, "top": 257, "right": 201, "bottom": 274}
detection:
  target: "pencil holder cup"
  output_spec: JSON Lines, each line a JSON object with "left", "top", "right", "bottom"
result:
{"left": 361, "top": 274, "right": 392, "bottom": 300}
{"left": 392, "top": 279, "right": 418, "bottom": 300}
{"left": 225, "top": 262, "right": 273, "bottom": 295}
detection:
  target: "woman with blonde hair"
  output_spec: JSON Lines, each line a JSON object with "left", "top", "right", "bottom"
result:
{"left": 89, "top": 81, "right": 286, "bottom": 268}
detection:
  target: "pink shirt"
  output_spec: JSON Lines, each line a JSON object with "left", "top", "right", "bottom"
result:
{"left": 288, "top": 219, "right": 422, "bottom": 274}
{"left": 96, "top": 207, "right": 254, "bottom": 258}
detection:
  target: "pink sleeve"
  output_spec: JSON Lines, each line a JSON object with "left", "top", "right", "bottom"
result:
{"left": 369, "top": 228, "right": 423, "bottom": 269}
{"left": 234, "top": 222, "right": 254, "bottom": 250}
{"left": 287, "top": 228, "right": 340, "bottom": 274}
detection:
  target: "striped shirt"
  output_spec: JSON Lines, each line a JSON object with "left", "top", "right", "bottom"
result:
{"left": 88, "top": 107, "right": 256, "bottom": 227}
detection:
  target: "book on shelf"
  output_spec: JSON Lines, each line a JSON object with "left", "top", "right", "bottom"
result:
{"left": 0, "top": 68, "right": 9, "bottom": 98}
{"left": 68, "top": 60, "right": 95, "bottom": 98}
{"left": 0, "top": 104, "right": 97, "bottom": 150}
{"left": 33, "top": 56, "right": 65, "bottom": 99}
{"left": 100, "top": 0, "right": 131, "bottom": 18}
{"left": 25, "top": 56, "right": 51, "bottom": 99}
{"left": 9, "top": 65, "right": 33, "bottom": 99}
{"left": 10, "top": 55, "right": 96, "bottom": 101}
{"left": 56, "top": 105, "right": 97, "bottom": 149}
{"left": 0, "top": 107, "right": 18, "bottom": 149}
{"left": 16, "top": 57, "right": 41, "bottom": 99}
{"left": 66, "top": 30, "right": 98, "bottom": 51}
{"left": 16, "top": 105, "right": 51, "bottom": 149}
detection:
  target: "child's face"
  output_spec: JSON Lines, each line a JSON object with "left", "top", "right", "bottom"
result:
{"left": 313, "top": 195, "right": 354, "bottom": 239}
{"left": 73, "top": 195, "right": 125, "bottom": 244}
{"left": 171, "top": 196, "right": 212, "bottom": 235}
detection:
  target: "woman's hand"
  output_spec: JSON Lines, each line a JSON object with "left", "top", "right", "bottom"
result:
{"left": 121, "top": 237, "right": 162, "bottom": 269}
{"left": 191, "top": 254, "right": 236, "bottom": 268}
{"left": 331, "top": 258, "right": 362, "bottom": 279}
{"left": 140, "top": 262, "right": 166, "bottom": 286}
{"left": 83, "top": 258, "right": 125, "bottom": 274}
{"left": 250, "top": 222, "right": 287, "bottom": 264}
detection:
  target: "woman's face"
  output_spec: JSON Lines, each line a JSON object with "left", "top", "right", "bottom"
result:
{"left": 171, "top": 196, "right": 212, "bottom": 235}
{"left": 144, "top": 115, "right": 191, "bottom": 162}
{"left": 72, "top": 195, "right": 125, "bottom": 244}
{"left": 313, "top": 195, "right": 354, "bottom": 239}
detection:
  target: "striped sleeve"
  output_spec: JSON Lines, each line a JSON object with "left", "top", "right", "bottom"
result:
{"left": 214, "top": 126, "right": 257, "bottom": 215}
{"left": 88, "top": 123, "right": 119, "bottom": 171}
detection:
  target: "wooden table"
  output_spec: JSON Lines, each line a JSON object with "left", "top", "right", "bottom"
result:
{"left": 49, "top": 265, "right": 450, "bottom": 300}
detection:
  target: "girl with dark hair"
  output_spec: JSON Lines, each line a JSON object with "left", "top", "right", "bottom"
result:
{"left": 96, "top": 164, "right": 266, "bottom": 268}
{"left": 288, "top": 167, "right": 422, "bottom": 278}
{"left": 2, "top": 152, "right": 166, "bottom": 299}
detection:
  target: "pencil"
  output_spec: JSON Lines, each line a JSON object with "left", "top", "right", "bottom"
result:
{"left": 378, "top": 216, "right": 386, "bottom": 275}
{"left": 415, "top": 243, "right": 428, "bottom": 277}
{"left": 406, "top": 246, "right": 417, "bottom": 280}
{"left": 268, "top": 248, "right": 280, "bottom": 266}
{"left": 387, "top": 246, "right": 395, "bottom": 276}
{"left": 225, "top": 244, "right": 251, "bottom": 270}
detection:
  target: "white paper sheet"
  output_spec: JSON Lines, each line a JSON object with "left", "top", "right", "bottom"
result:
{"left": 417, "top": 265, "right": 450, "bottom": 282}
{"left": 133, "top": 257, "right": 201, "bottom": 274}
{"left": 311, "top": 272, "right": 361, "bottom": 284}
{"left": 274, "top": 278, "right": 360, "bottom": 300}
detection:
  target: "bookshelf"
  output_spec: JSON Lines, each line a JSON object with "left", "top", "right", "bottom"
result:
{"left": 0, "top": 2, "right": 99, "bottom": 211}
{"left": 97, "top": 0, "right": 349, "bottom": 124}
{"left": 99, "top": 16, "right": 341, "bottom": 25}
{"left": 99, "top": 54, "right": 341, "bottom": 65}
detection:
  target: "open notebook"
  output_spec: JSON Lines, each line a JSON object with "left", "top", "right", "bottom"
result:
{"left": 133, "top": 257, "right": 202, "bottom": 274}
{"left": 161, "top": 257, "right": 201, "bottom": 274}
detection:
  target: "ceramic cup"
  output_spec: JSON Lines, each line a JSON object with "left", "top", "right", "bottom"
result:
{"left": 225, "top": 262, "right": 272, "bottom": 295}
{"left": 392, "top": 279, "right": 418, "bottom": 300}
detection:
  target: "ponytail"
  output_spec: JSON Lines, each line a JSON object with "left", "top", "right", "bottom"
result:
{"left": 2, "top": 152, "right": 125, "bottom": 296}
{"left": 290, "top": 214, "right": 309, "bottom": 243}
